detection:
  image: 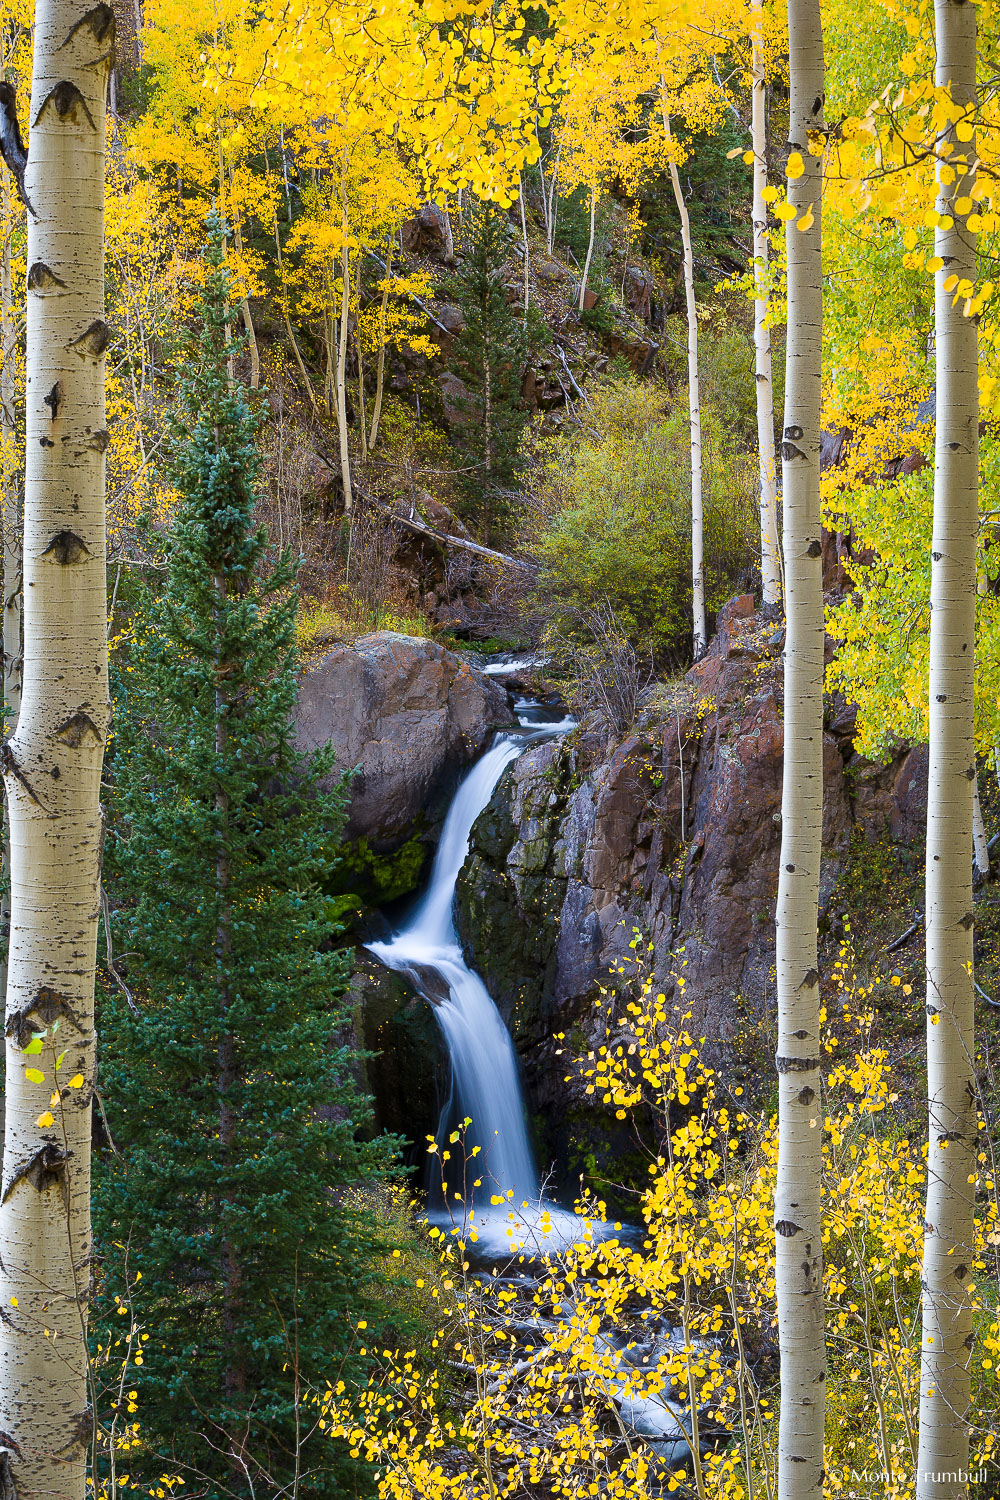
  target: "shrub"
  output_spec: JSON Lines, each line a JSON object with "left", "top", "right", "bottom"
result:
{"left": 523, "top": 375, "right": 756, "bottom": 664}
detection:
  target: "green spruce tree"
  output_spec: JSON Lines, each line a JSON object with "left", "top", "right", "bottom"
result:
{"left": 449, "top": 198, "right": 541, "bottom": 535}
{"left": 95, "top": 223, "right": 394, "bottom": 1497}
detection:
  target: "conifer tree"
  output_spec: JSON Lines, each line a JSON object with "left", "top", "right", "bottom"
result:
{"left": 449, "top": 198, "right": 538, "bottom": 535}
{"left": 94, "top": 224, "right": 393, "bottom": 1498}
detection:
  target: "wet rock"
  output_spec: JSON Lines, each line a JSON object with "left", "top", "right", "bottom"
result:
{"left": 457, "top": 598, "right": 927, "bottom": 1191}
{"left": 295, "top": 631, "right": 514, "bottom": 848}
{"left": 350, "top": 952, "right": 446, "bottom": 1165}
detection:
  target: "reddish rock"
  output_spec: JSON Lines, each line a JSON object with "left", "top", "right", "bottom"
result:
{"left": 295, "top": 632, "right": 513, "bottom": 848}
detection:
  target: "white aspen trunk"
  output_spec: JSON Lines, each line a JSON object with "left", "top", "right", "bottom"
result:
{"left": 752, "top": 0, "right": 782, "bottom": 607}
{"left": 519, "top": 177, "right": 530, "bottom": 320}
{"left": 337, "top": 191, "right": 353, "bottom": 523}
{"left": 0, "top": 1, "right": 111, "bottom": 1493}
{"left": 228, "top": 168, "right": 259, "bottom": 390}
{"left": 355, "top": 252, "right": 367, "bottom": 465}
{"left": 368, "top": 252, "right": 390, "bottom": 452}
{"left": 774, "top": 0, "right": 826, "bottom": 1494}
{"left": 578, "top": 184, "right": 597, "bottom": 313}
{"left": 917, "top": 4, "right": 978, "bottom": 1494}
{"left": 1, "top": 167, "right": 22, "bottom": 1123}
{"left": 972, "top": 775, "right": 988, "bottom": 880}
{"left": 662, "top": 105, "right": 706, "bottom": 658}
{"left": 440, "top": 202, "right": 454, "bottom": 266}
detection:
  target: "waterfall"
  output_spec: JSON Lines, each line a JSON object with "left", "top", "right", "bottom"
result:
{"left": 368, "top": 699, "right": 591, "bottom": 1254}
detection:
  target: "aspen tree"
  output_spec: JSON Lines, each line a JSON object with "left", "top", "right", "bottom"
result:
{"left": 0, "top": 0, "right": 111, "bottom": 1494}
{"left": 773, "top": 0, "right": 825, "bottom": 1492}
{"left": 751, "top": 0, "right": 781, "bottom": 606}
{"left": 662, "top": 106, "right": 706, "bottom": 658}
{"left": 917, "top": 1, "right": 978, "bottom": 1493}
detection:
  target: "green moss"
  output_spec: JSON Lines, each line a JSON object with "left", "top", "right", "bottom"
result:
{"left": 323, "top": 835, "right": 428, "bottom": 913}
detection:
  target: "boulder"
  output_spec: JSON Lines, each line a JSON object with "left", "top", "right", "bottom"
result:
{"left": 438, "top": 369, "right": 478, "bottom": 431}
{"left": 624, "top": 266, "right": 654, "bottom": 322}
{"left": 401, "top": 202, "right": 454, "bottom": 263}
{"left": 295, "top": 631, "right": 514, "bottom": 847}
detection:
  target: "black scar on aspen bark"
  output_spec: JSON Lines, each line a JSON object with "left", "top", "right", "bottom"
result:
{"left": 42, "top": 530, "right": 89, "bottom": 564}
{"left": 960, "top": 911, "right": 974, "bottom": 929}
{"left": 0, "top": 81, "right": 33, "bottom": 217}
{"left": 60, "top": 3, "right": 116, "bottom": 48}
{"left": 43, "top": 382, "right": 63, "bottom": 419}
{"left": 966, "top": 1332, "right": 976, "bottom": 1350}
{"left": 781, "top": 441, "right": 806, "bottom": 461}
{"left": 775, "top": 1055, "right": 821, "bottom": 1072}
{"left": 2, "top": 1142, "right": 70, "bottom": 1205}
{"left": 68, "top": 320, "right": 109, "bottom": 359}
{"left": 55, "top": 710, "right": 102, "bottom": 747}
{"left": 936, "top": 693, "right": 947, "bottom": 702}
{"left": 775, "top": 1220, "right": 801, "bottom": 1237}
{"left": 932, "top": 550, "right": 942, "bottom": 560}
{"left": 784, "top": 424, "right": 804, "bottom": 440}
{"left": 806, "top": 539, "right": 822, "bottom": 557}
{"left": 786, "top": 862, "right": 795, "bottom": 871}
{"left": 798, "top": 1086, "right": 816, "bottom": 1104}
{"left": 39, "top": 437, "right": 54, "bottom": 448}
{"left": 6, "top": 985, "right": 80, "bottom": 1046}
{"left": 0, "top": 1449, "right": 21, "bottom": 1499}
{"left": 966, "top": 765, "right": 976, "bottom": 779}
{"left": 34, "top": 81, "right": 96, "bottom": 132}
{"left": 793, "top": 1028, "right": 808, "bottom": 1038}
{"left": 802, "top": 968, "right": 820, "bottom": 987}
{"left": 27, "top": 261, "right": 67, "bottom": 291}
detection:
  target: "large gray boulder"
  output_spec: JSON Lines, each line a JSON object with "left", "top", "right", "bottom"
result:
{"left": 295, "top": 631, "right": 514, "bottom": 847}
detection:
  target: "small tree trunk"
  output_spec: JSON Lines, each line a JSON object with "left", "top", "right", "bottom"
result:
{"left": 661, "top": 105, "right": 706, "bottom": 657}
{"left": 228, "top": 165, "right": 260, "bottom": 390}
{"left": 774, "top": 0, "right": 826, "bottom": 1494}
{"left": 972, "top": 774, "right": 989, "bottom": 881}
{"left": 519, "top": 177, "right": 530, "bottom": 320}
{"left": 578, "top": 184, "right": 597, "bottom": 313}
{"left": 0, "top": 2, "right": 111, "bottom": 1492}
{"left": 369, "top": 252, "right": 390, "bottom": 451}
{"left": 337, "top": 201, "right": 353, "bottom": 523}
{"left": 917, "top": 4, "right": 979, "bottom": 1494}
{"left": 751, "top": 0, "right": 781, "bottom": 606}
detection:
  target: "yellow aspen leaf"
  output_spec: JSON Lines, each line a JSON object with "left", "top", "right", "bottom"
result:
{"left": 742, "top": 150, "right": 754, "bottom": 165}
{"left": 775, "top": 202, "right": 797, "bottom": 222}
{"left": 67, "top": 1074, "right": 85, "bottom": 1090}
{"left": 24, "top": 1068, "right": 44, "bottom": 1084}
{"left": 955, "top": 196, "right": 973, "bottom": 215}
{"left": 903, "top": 228, "right": 918, "bottom": 250}
{"left": 786, "top": 151, "right": 804, "bottom": 180}
{"left": 957, "top": 121, "right": 974, "bottom": 141}
{"left": 796, "top": 206, "right": 815, "bottom": 232}
{"left": 927, "top": 256, "right": 944, "bottom": 272}
{"left": 36, "top": 1111, "right": 55, "bottom": 1128}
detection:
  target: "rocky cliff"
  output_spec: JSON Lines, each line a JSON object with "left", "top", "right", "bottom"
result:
{"left": 454, "top": 596, "right": 929, "bottom": 1189}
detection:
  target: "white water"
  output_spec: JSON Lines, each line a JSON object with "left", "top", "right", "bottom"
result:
{"left": 368, "top": 705, "right": 597, "bottom": 1256}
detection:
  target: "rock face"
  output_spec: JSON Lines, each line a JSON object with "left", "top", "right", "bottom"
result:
{"left": 295, "top": 631, "right": 514, "bottom": 848}
{"left": 455, "top": 597, "right": 927, "bottom": 1184}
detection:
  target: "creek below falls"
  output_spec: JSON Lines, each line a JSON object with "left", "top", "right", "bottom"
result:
{"left": 365, "top": 667, "right": 721, "bottom": 1469}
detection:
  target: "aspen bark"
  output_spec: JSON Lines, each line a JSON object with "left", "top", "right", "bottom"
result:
{"left": 0, "top": 167, "right": 21, "bottom": 1139}
{"left": 578, "top": 184, "right": 596, "bottom": 313}
{"left": 774, "top": 0, "right": 826, "bottom": 1494}
{"left": 751, "top": 0, "right": 782, "bottom": 606}
{"left": 917, "top": 4, "right": 978, "bottom": 1495}
{"left": 368, "top": 251, "right": 390, "bottom": 452}
{"left": 0, "top": 1, "right": 111, "bottom": 1495}
{"left": 972, "top": 774, "right": 988, "bottom": 882}
{"left": 662, "top": 106, "right": 706, "bottom": 657}
{"left": 337, "top": 197, "right": 353, "bottom": 522}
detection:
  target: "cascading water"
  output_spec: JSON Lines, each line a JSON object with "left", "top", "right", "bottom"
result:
{"left": 367, "top": 695, "right": 591, "bottom": 1254}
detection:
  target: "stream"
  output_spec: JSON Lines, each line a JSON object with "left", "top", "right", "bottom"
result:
{"left": 367, "top": 687, "right": 593, "bottom": 1258}
{"left": 366, "top": 666, "right": 723, "bottom": 1468}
